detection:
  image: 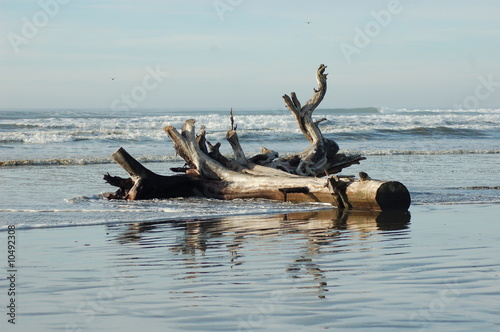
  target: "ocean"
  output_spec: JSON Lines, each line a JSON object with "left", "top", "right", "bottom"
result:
{"left": 1, "top": 107, "right": 499, "bottom": 229}
{"left": 1, "top": 108, "right": 499, "bottom": 331}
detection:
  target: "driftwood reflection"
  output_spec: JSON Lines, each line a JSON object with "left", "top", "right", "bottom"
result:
{"left": 112, "top": 209, "right": 410, "bottom": 296}
{"left": 113, "top": 222, "right": 157, "bottom": 245}
{"left": 113, "top": 208, "right": 409, "bottom": 250}
{"left": 113, "top": 209, "right": 409, "bottom": 246}
{"left": 282, "top": 209, "right": 410, "bottom": 298}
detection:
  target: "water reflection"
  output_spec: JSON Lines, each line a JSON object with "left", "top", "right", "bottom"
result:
{"left": 113, "top": 209, "right": 410, "bottom": 248}
{"left": 112, "top": 209, "right": 410, "bottom": 271}
{"left": 114, "top": 222, "right": 157, "bottom": 244}
{"left": 107, "top": 209, "right": 411, "bottom": 302}
{"left": 281, "top": 209, "right": 410, "bottom": 298}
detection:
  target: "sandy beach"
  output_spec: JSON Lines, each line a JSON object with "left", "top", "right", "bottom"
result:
{"left": 1, "top": 203, "right": 499, "bottom": 331}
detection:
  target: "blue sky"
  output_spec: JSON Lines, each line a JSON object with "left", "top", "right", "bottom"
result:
{"left": 1, "top": 0, "right": 500, "bottom": 110}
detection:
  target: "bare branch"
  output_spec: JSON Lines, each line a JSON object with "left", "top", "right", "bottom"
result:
{"left": 196, "top": 125, "right": 209, "bottom": 155}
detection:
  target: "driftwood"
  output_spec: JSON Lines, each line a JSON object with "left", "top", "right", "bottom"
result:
{"left": 103, "top": 148, "right": 195, "bottom": 200}
{"left": 279, "top": 64, "right": 341, "bottom": 176}
{"left": 104, "top": 64, "right": 411, "bottom": 211}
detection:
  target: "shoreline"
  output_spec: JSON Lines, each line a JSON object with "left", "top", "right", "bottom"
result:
{"left": 1, "top": 201, "right": 500, "bottom": 232}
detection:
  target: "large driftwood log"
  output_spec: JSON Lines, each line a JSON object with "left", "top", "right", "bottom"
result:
{"left": 104, "top": 146, "right": 410, "bottom": 211}
{"left": 106, "top": 119, "right": 409, "bottom": 210}
{"left": 103, "top": 64, "right": 411, "bottom": 211}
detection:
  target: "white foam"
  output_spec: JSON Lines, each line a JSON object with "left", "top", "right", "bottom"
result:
{"left": 340, "top": 149, "right": 500, "bottom": 156}
{"left": 0, "top": 154, "right": 184, "bottom": 167}
{"left": 2, "top": 109, "right": 499, "bottom": 146}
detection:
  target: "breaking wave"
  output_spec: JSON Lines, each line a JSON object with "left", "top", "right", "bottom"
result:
{"left": 0, "top": 155, "right": 183, "bottom": 167}
{"left": 1, "top": 107, "right": 499, "bottom": 166}
{"left": 1, "top": 108, "right": 499, "bottom": 144}
{"left": 1, "top": 149, "right": 498, "bottom": 167}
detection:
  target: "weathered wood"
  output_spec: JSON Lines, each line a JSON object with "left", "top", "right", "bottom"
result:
{"left": 108, "top": 147, "right": 195, "bottom": 200}
{"left": 345, "top": 178, "right": 411, "bottom": 211}
{"left": 103, "top": 64, "right": 411, "bottom": 211}
{"left": 166, "top": 118, "right": 301, "bottom": 180}
{"left": 166, "top": 121, "right": 233, "bottom": 181}
{"left": 207, "top": 141, "right": 235, "bottom": 170}
{"left": 279, "top": 187, "right": 310, "bottom": 202}
{"left": 103, "top": 173, "right": 134, "bottom": 199}
{"left": 226, "top": 130, "right": 248, "bottom": 167}
{"left": 191, "top": 172, "right": 410, "bottom": 211}
{"left": 249, "top": 147, "right": 279, "bottom": 165}
{"left": 106, "top": 147, "right": 410, "bottom": 210}
{"left": 165, "top": 64, "right": 361, "bottom": 177}
{"left": 196, "top": 125, "right": 209, "bottom": 155}
{"left": 279, "top": 64, "right": 341, "bottom": 176}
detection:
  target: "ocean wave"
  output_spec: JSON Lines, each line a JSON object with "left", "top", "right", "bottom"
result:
{"left": 316, "top": 107, "right": 380, "bottom": 114}
{"left": 342, "top": 149, "right": 500, "bottom": 156}
{"left": 2, "top": 109, "right": 500, "bottom": 145}
{"left": 379, "top": 107, "right": 500, "bottom": 115}
{"left": 373, "top": 127, "right": 490, "bottom": 138}
{"left": 449, "top": 186, "right": 500, "bottom": 190}
{"left": 0, "top": 129, "right": 169, "bottom": 144}
{"left": 0, "top": 155, "right": 184, "bottom": 167}
{"left": 4, "top": 123, "right": 494, "bottom": 144}
{"left": 1, "top": 149, "right": 498, "bottom": 167}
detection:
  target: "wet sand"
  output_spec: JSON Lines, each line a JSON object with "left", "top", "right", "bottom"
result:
{"left": 1, "top": 204, "right": 499, "bottom": 331}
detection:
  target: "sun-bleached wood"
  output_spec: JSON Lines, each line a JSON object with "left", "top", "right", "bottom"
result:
{"left": 103, "top": 64, "right": 410, "bottom": 211}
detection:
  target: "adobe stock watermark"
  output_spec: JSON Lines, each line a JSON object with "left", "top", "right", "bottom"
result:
{"left": 454, "top": 74, "right": 500, "bottom": 110}
{"left": 339, "top": 0, "right": 404, "bottom": 64}
{"left": 64, "top": 269, "right": 128, "bottom": 332}
{"left": 213, "top": 0, "right": 243, "bottom": 21}
{"left": 237, "top": 260, "right": 314, "bottom": 332}
{"left": 110, "top": 65, "right": 169, "bottom": 111}
{"left": 237, "top": 290, "right": 286, "bottom": 332}
{"left": 7, "top": 0, "right": 72, "bottom": 54}
{"left": 408, "top": 278, "right": 462, "bottom": 330}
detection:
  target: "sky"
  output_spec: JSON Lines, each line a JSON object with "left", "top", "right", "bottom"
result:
{"left": 1, "top": 0, "right": 500, "bottom": 110}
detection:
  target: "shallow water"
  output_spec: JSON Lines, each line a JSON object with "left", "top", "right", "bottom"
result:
{"left": 0, "top": 152, "right": 499, "bottom": 230}
{"left": 5, "top": 205, "right": 500, "bottom": 331}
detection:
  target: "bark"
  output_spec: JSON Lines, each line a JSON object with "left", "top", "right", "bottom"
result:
{"left": 106, "top": 147, "right": 195, "bottom": 200}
